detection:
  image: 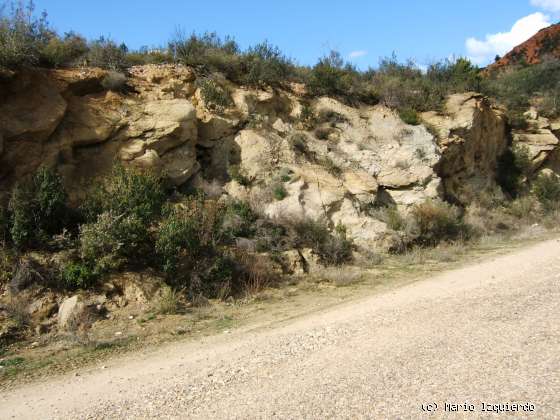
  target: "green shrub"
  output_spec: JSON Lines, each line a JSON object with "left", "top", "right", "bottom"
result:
{"left": 86, "top": 36, "right": 128, "bottom": 70}
{"left": 482, "top": 59, "right": 560, "bottom": 118}
{"left": 299, "top": 103, "right": 315, "bottom": 128}
{"left": 307, "top": 51, "right": 352, "bottom": 97}
{"left": 197, "top": 78, "right": 232, "bottom": 112}
{"left": 169, "top": 31, "right": 241, "bottom": 79}
{"left": 83, "top": 164, "right": 165, "bottom": 224}
{"left": 0, "top": 0, "right": 50, "bottom": 69}
{"left": 290, "top": 218, "right": 353, "bottom": 266}
{"left": 221, "top": 200, "right": 257, "bottom": 238}
{"left": 156, "top": 202, "right": 234, "bottom": 298}
{"left": 242, "top": 41, "right": 294, "bottom": 87}
{"left": 0, "top": 246, "right": 15, "bottom": 286}
{"left": 125, "top": 47, "right": 171, "bottom": 66}
{"left": 272, "top": 184, "right": 288, "bottom": 201}
{"left": 59, "top": 261, "right": 98, "bottom": 290}
{"left": 409, "top": 199, "right": 469, "bottom": 246}
{"left": 155, "top": 208, "right": 200, "bottom": 276}
{"left": 9, "top": 166, "right": 68, "bottom": 249}
{"left": 156, "top": 196, "right": 225, "bottom": 277}
{"left": 40, "top": 31, "right": 88, "bottom": 67}
{"left": 533, "top": 172, "right": 560, "bottom": 212}
{"left": 398, "top": 107, "right": 420, "bottom": 125}
{"left": 79, "top": 211, "right": 149, "bottom": 272}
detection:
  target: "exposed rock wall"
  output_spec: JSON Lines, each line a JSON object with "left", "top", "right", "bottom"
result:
{"left": 0, "top": 66, "right": 512, "bottom": 248}
{"left": 422, "top": 93, "right": 508, "bottom": 204}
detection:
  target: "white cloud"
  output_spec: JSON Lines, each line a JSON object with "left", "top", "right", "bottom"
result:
{"left": 466, "top": 12, "right": 551, "bottom": 65}
{"left": 348, "top": 50, "right": 367, "bottom": 59}
{"left": 531, "top": 0, "right": 560, "bottom": 12}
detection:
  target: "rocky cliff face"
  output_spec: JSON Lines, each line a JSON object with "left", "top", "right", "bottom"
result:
{"left": 0, "top": 65, "right": 513, "bottom": 249}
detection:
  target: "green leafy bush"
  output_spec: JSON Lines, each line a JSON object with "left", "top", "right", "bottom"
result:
{"left": 197, "top": 77, "right": 232, "bottom": 112}
{"left": 307, "top": 51, "right": 352, "bottom": 97}
{"left": 83, "top": 164, "right": 165, "bottom": 224}
{"left": 289, "top": 218, "right": 353, "bottom": 266}
{"left": 86, "top": 36, "right": 128, "bottom": 70}
{"left": 409, "top": 199, "right": 470, "bottom": 246}
{"left": 169, "top": 31, "right": 241, "bottom": 79}
{"left": 483, "top": 59, "right": 560, "bottom": 118}
{"left": 533, "top": 172, "right": 560, "bottom": 212}
{"left": 0, "top": 0, "right": 50, "bottom": 69}
{"left": 156, "top": 196, "right": 225, "bottom": 277}
{"left": 59, "top": 261, "right": 98, "bottom": 290}
{"left": 40, "top": 31, "right": 88, "bottom": 67}
{"left": 242, "top": 41, "right": 294, "bottom": 87}
{"left": 9, "top": 166, "right": 68, "bottom": 249}
{"left": 221, "top": 200, "right": 257, "bottom": 238}
{"left": 398, "top": 107, "right": 420, "bottom": 125}
{"left": 155, "top": 207, "right": 200, "bottom": 276}
{"left": 272, "top": 184, "right": 288, "bottom": 201}
{"left": 79, "top": 211, "right": 149, "bottom": 272}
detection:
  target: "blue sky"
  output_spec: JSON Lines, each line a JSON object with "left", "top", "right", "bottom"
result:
{"left": 31, "top": 0, "right": 560, "bottom": 68}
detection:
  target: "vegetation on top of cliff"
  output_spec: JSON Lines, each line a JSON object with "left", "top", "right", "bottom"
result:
{"left": 3, "top": 1, "right": 558, "bottom": 118}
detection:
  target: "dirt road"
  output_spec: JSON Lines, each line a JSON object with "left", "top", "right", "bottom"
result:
{"left": 1, "top": 238, "right": 559, "bottom": 419}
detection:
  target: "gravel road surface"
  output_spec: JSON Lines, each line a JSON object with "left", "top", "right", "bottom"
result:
{"left": 1, "top": 238, "right": 559, "bottom": 419}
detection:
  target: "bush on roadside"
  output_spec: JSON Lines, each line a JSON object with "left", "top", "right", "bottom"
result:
{"left": 289, "top": 218, "right": 353, "bottom": 266}
{"left": 59, "top": 261, "right": 98, "bottom": 290}
{"left": 83, "top": 164, "right": 165, "bottom": 224}
{"left": 532, "top": 172, "right": 560, "bottom": 212}
{"left": 155, "top": 196, "right": 226, "bottom": 289}
{"left": 79, "top": 211, "right": 150, "bottom": 273}
{"left": 409, "top": 199, "right": 470, "bottom": 246}
{"left": 8, "top": 166, "right": 68, "bottom": 249}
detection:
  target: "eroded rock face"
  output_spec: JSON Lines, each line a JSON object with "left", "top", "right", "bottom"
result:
{"left": 0, "top": 67, "right": 511, "bottom": 249}
{"left": 422, "top": 93, "right": 508, "bottom": 203}
{"left": 512, "top": 108, "right": 560, "bottom": 176}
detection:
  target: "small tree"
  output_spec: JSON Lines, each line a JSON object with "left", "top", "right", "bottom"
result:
{"left": 0, "top": 0, "right": 51, "bottom": 68}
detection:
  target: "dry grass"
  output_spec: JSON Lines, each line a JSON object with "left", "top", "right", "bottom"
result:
{"left": 156, "top": 287, "right": 181, "bottom": 315}
{"left": 4, "top": 296, "right": 30, "bottom": 329}
{"left": 313, "top": 266, "right": 363, "bottom": 287}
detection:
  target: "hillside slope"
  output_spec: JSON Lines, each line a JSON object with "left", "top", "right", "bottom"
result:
{"left": 489, "top": 23, "right": 560, "bottom": 71}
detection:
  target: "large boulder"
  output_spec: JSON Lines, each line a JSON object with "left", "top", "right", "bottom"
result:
{"left": 57, "top": 295, "right": 87, "bottom": 330}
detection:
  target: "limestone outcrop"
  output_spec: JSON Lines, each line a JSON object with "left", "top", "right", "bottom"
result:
{"left": 422, "top": 93, "right": 508, "bottom": 203}
{"left": 512, "top": 108, "right": 560, "bottom": 176}
{"left": 0, "top": 66, "right": 512, "bottom": 249}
